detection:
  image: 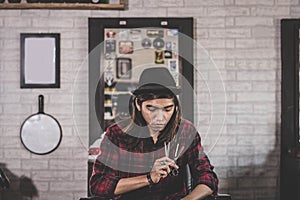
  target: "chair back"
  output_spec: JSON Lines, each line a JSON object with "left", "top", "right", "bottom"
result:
{"left": 0, "top": 168, "right": 10, "bottom": 190}
{"left": 184, "top": 164, "right": 232, "bottom": 200}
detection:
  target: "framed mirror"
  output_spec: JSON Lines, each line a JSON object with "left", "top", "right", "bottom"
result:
{"left": 20, "top": 33, "right": 60, "bottom": 88}
{"left": 20, "top": 95, "right": 62, "bottom": 155}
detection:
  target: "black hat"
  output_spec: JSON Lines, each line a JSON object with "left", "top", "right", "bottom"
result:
{"left": 132, "top": 67, "right": 181, "bottom": 95}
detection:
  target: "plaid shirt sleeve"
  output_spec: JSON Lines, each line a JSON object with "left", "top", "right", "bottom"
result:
{"left": 89, "top": 129, "right": 121, "bottom": 199}
{"left": 186, "top": 126, "right": 219, "bottom": 193}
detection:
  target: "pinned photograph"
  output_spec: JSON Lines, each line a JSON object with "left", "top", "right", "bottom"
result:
{"left": 164, "top": 50, "right": 172, "bottom": 59}
{"left": 105, "top": 40, "right": 116, "bottom": 60}
{"left": 155, "top": 50, "right": 164, "bottom": 64}
{"left": 168, "top": 59, "right": 177, "bottom": 71}
{"left": 172, "top": 42, "right": 178, "bottom": 51}
{"left": 153, "top": 37, "right": 165, "bottom": 50}
{"left": 119, "top": 41, "right": 134, "bottom": 54}
{"left": 165, "top": 41, "right": 172, "bottom": 51}
{"left": 105, "top": 40, "right": 116, "bottom": 53}
{"left": 146, "top": 29, "right": 164, "bottom": 38}
{"left": 166, "top": 29, "right": 179, "bottom": 36}
{"left": 106, "top": 30, "right": 116, "bottom": 38}
{"left": 118, "top": 30, "right": 129, "bottom": 40}
{"left": 141, "top": 38, "right": 152, "bottom": 48}
{"left": 116, "top": 58, "right": 132, "bottom": 79}
{"left": 130, "top": 29, "right": 142, "bottom": 41}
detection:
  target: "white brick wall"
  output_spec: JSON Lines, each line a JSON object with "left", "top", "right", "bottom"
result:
{"left": 0, "top": 0, "right": 289, "bottom": 199}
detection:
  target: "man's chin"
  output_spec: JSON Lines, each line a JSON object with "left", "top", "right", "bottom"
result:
{"left": 150, "top": 125, "right": 165, "bottom": 132}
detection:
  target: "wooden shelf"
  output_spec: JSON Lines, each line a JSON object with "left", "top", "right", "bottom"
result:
{"left": 0, "top": 2, "right": 125, "bottom": 10}
{"left": 104, "top": 91, "right": 131, "bottom": 95}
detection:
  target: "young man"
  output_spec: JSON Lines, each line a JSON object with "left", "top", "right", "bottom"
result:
{"left": 90, "top": 67, "right": 218, "bottom": 200}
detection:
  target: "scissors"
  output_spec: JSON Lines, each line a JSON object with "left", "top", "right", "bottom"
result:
{"left": 164, "top": 142, "right": 184, "bottom": 176}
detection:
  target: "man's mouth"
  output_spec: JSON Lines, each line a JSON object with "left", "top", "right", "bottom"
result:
{"left": 151, "top": 124, "right": 165, "bottom": 129}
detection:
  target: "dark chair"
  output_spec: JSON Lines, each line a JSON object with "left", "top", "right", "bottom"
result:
{"left": 0, "top": 168, "right": 10, "bottom": 190}
{"left": 185, "top": 165, "right": 232, "bottom": 200}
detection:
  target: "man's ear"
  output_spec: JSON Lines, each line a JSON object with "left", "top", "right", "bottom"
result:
{"left": 135, "top": 98, "right": 141, "bottom": 111}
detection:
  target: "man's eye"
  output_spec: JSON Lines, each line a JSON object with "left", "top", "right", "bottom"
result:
{"left": 148, "top": 107, "right": 156, "bottom": 112}
{"left": 147, "top": 106, "right": 173, "bottom": 112}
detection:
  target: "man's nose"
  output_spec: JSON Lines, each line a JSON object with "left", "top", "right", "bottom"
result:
{"left": 155, "top": 110, "right": 165, "bottom": 121}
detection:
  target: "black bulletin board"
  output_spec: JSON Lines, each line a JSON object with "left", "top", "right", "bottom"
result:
{"left": 88, "top": 17, "right": 194, "bottom": 146}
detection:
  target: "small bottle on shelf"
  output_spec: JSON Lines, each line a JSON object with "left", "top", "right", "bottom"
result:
{"left": 104, "top": 107, "right": 113, "bottom": 120}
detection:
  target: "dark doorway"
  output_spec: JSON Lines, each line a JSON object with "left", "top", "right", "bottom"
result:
{"left": 281, "top": 19, "right": 300, "bottom": 200}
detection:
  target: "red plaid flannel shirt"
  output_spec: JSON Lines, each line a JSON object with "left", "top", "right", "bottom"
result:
{"left": 90, "top": 119, "right": 218, "bottom": 200}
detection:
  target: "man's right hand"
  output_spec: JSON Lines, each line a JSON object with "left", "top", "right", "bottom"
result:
{"left": 150, "top": 157, "right": 179, "bottom": 183}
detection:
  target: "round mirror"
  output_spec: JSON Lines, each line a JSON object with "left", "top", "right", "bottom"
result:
{"left": 20, "top": 114, "right": 62, "bottom": 155}
{"left": 20, "top": 95, "right": 62, "bottom": 155}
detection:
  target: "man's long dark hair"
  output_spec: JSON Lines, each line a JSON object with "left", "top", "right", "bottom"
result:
{"left": 122, "top": 91, "right": 182, "bottom": 151}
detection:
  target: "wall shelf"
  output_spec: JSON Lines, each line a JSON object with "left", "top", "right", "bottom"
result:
{"left": 0, "top": 2, "right": 125, "bottom": 10}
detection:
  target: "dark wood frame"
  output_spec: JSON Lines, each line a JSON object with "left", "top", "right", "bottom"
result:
{"left": 281, "top": 19, "right": 300, "bottom": 200}
{"left": 20, "top": 33, "right": 60, "bottom": 88}
{"left": 0, "top": 1, "right": 125, "bottom": 10}
{"left": 88, "top": 17, "right": 194, "bottom": 146}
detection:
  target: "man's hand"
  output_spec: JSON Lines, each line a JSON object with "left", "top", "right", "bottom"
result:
{"left": 150, "top": 156, "right": 179, "bottom": 183}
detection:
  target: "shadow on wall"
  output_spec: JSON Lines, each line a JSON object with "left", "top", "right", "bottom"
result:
{"left": 219, "top": 125, "right": 280, "bottom": 200}
{"left": 0, "top": 163, "right": 38, "bottom": 200}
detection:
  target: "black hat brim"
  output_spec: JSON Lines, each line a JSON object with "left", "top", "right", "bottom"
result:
{"left": 132, "top": 86, "right": 181, "bottom": 96}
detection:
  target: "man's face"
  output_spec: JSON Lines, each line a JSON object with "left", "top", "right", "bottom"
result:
{"left": 136, "top": 98, "right": 175, "bottom": 133}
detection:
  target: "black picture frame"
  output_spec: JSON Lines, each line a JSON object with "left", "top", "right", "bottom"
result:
{"left": 20, "top": 33, "right": 60, "bottom": 88}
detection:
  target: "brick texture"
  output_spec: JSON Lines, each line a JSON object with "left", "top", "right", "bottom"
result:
{"left": 0, "top": 0, "right": 288, "bottom": 199}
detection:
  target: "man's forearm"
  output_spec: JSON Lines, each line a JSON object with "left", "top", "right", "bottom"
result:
{"left": 114, "top": 174, "right": 149, "bottom": 195}
{"left": 181, "top": 184, "right": 213, "bottom": 200}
